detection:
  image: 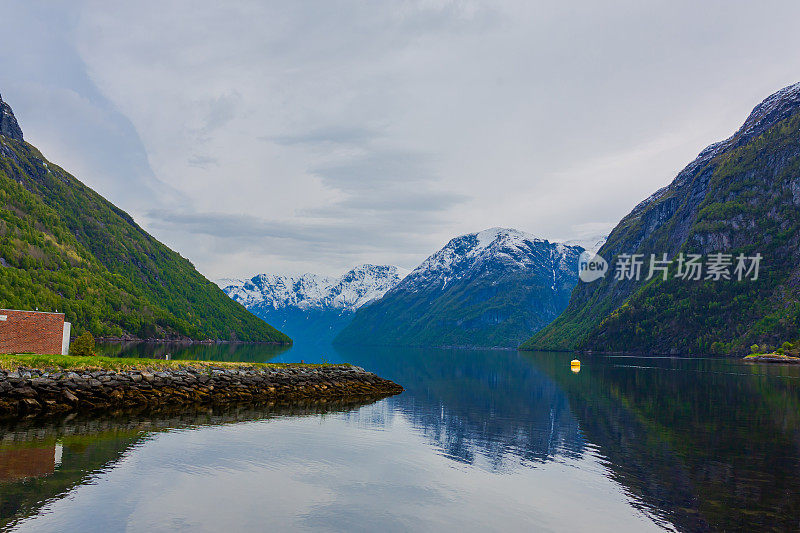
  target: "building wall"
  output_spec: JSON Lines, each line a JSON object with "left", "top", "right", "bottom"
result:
{"left": 61, "top": 322, "right": 71, "bottom": 356}
{"left": 0, "top": 310, "right": 66, "bottom": 355}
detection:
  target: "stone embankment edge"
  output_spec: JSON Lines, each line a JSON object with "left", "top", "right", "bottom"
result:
{"left": 0, "top": 365, "right": 403, "bottom": 417}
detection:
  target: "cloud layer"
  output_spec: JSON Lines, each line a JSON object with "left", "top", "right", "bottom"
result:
{"left": 4, "top": 1, "right": 800, "bottom": 277}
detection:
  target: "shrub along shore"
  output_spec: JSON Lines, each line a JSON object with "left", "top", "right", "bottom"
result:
{"left": 0, "top": 354, "right": 403, "bottom": 418}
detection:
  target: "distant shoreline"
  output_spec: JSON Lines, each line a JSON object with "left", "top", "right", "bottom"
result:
{"left": 519, "top": 347, "right": 750, "bottom": 358}
{"left": 95, "top": 337, "right": 291, "bottom": 346}
{"left": 743, "top": 354, "right": 800, "bottom": 364}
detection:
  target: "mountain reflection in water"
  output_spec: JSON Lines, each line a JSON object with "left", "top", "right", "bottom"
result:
{"left": 8, "top": 343, "right": 795, "bottom": 532}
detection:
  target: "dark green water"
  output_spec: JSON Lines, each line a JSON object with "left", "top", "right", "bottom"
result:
{"left": 2, "top": 343, "right": 799, "bottom": 532}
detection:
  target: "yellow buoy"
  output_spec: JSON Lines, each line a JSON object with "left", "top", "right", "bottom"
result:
{"left": 570, "top": 359, "right": 581, "bottom": 373}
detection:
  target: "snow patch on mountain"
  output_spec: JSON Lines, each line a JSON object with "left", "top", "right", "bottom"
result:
{"left": 397, "top": 227, "right": 584, "bottom": 294}
{"left": 415, "top": 228, "right": 544, "bottom": 275}
{"left": 218, "top": 264, "right": 409, "bottom": 312}
{"left": 564, "top": 235, "right": 608, "bottom": 254}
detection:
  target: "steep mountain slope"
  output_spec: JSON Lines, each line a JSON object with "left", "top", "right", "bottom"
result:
{"left": 523, "top": 82, "right": 800, "bottom": 355}
{"left": 219, "top": 264, "right": 407, "bottom": 343}
{"left": 335, "top": 228, "right": 584, "bottom": 348}
{"left": 0, "top": 92, "right": 289, "bottom": 343}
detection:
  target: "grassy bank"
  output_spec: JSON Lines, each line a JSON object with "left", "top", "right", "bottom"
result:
{"left": 0, "top": 353, "right": 333, "bottom": 372}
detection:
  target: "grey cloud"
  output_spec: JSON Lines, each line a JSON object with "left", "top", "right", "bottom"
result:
{"left": 304, "top": 190, "right": 468, "bottom": 217}
{"left": 312, "top": 151, "right": 437, "bottom": 191}
{"left": 268, "top": 126, "right": 381, "bottom": 146}
{"left": 338, "top": 190, "right": 468, "bottom": 212}
{"left": 300, "top": 149, "right": 467, "bottom": 240}
{"left": 190, "top": 93, "right": 243, "bottom": 145}
{"left": 199, "top": 92, "right": 241, "bottom": 133}
{"left": 8, "top": 0, "right": 800, "bottom": 279}
{"left": 188, "top": 155, "right": 219, "bottom": 168}
{"left": 147, "top": 142, "right": 467, "bottom": 274}
{"left": 148, "top": 208, "right": 439, "bottom": 248}
{"left": 145, "top": 207, "right": 445, "bottom": 275}
{"left": 0, "top": 2, "right": 184, "bottom": 215}
{"left": 390, "top": 1, "right": 500, "bottom": 34}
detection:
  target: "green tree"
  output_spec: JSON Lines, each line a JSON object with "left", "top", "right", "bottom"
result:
{"left": 70, "top": 332, "right": 96, "bottom": 357}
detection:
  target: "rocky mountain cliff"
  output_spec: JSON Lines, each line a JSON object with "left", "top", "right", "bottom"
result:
{"left": 335, "top": 228, "right": 584, "bottom": 348}
{"left": 523, "top": 82, "right": 800, "bottom": 355}
{"left": 0, "top": 92, "right": 289, "bottom": 343}
{"left": 219, "top": 265, "right": 408, "bottom": 343}
{"left": 0, "top": 94, "right": 23, "bottom": 142}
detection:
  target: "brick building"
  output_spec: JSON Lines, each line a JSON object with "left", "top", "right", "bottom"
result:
{"left": 0, "top": 310, "right": 71, "bottom": 355}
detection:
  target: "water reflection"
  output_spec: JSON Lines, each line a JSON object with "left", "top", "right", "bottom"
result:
{"left": 333, "top": 346, "right": 585, "bottom": 471}
{"left": 329, "top": 347, "right": 800, "bottom": 530}
{"left": 28, "top": 343, "right": 800, "bottom": 531}
{"left": 530, "top": 354, "right": 800, "bottom": 532}
{"left": 0, "top": 399, "right": 386, "bottom": 530}
{"left": 98, "top": 343, "right": 586, "bottom": 470}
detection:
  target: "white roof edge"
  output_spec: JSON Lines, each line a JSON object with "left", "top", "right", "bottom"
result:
{"left": 0, "top": 309, "right": 65, "bottom": 316}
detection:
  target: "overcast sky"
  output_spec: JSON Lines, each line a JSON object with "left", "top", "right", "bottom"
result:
{"left": 3, "top": 1, "right": 800, "bottom": 278}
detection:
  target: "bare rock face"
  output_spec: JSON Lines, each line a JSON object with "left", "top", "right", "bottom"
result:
{"left": 0, "top": 93, "right": 24, "bottom": 141}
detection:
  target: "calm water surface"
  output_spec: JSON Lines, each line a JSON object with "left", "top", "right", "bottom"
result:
{"left": 2, "top": 343, "right": 800, "bottom": 532}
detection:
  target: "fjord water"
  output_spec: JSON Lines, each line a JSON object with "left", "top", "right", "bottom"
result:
{"left": 3, "top": 347, "right": 800, "bottom": 531}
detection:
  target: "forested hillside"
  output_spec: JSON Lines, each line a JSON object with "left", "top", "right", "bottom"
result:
{"left": 0, "top": 93, "right": 289, "bottom": 343}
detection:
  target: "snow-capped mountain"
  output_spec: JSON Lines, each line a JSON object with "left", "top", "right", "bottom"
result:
{"left": 335, "top": 228, "right": 585, "bottom": 348}
{"left": 218, "top": 265, "right": 409, "bottom": 343}
{"left": 219, "top": 264, "right": 409, "bottom": 312}
{"left": 400, "top": 227, "right": 582, "bottom": 292}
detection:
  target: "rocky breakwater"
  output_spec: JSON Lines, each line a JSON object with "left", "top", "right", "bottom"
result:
{"left": 0, "top": 365, "right": 404, "bottom": 417}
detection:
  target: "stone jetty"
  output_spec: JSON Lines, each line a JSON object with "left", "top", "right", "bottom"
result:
{"left": 0, "top": 365, "right": 403, "bottom": 417}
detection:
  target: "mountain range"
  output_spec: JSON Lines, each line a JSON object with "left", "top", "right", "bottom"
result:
{"left": 218, "top": 264, "right": 408, "bottom": 343}
{"left": 12, "top": 78, "right": 796, "bottom": 355}
{"left": 523, "top": 81, "right": 800, "bottom": 355}
{"left": 0, "top": 92, "right": 289, "bottom": 343}
{"left": 221, "top": 83, "right": 800, "bottom": 355}
{"left": 335, "top": 228, "right": 586, "bottom": 348}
